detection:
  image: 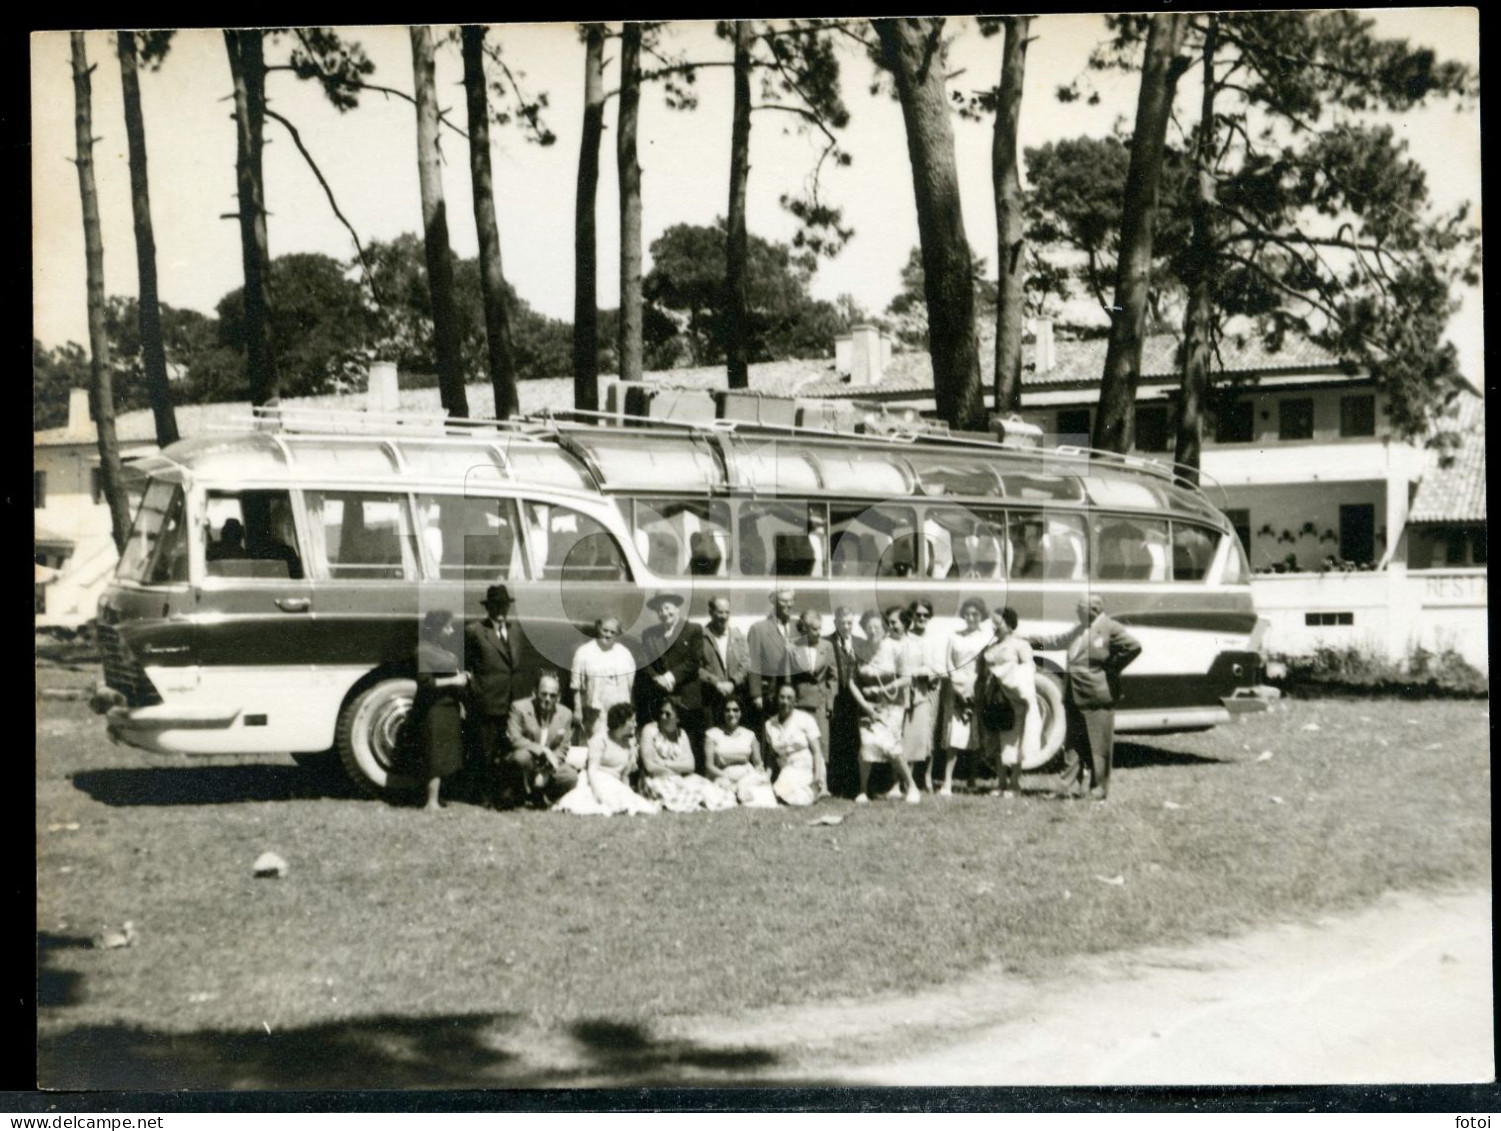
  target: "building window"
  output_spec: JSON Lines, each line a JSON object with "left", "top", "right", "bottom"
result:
{"left": 1213, "top": 399, "right": 1254, "bottom": 444}
{"left": 1339, "top": 503, "right": 1376, "bottom": 564}
{"left": 1135, "top": 405, "right": 1170, "bottom": 452}
{"left": 1305, "top": 611, "right": 1354, "bottom": 627}
{"left": 33, "top": 471, "right": 46, "bottom": 509}
{"left": 1056, "top": 408, "right": 1091, "bottom": 441}
{"left": 1278, "top": 398, "right": 1314, "bottom": 441}
{"left": 1223, "top": 508, "right": 1251, "bottom": 557}
{"left": 1340, "top": 395, "right": 1375, "bottom": 438}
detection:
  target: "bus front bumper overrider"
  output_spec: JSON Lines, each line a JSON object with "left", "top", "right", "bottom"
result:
{"left": 104, "top": 702, "right": 242, "bottom": 750}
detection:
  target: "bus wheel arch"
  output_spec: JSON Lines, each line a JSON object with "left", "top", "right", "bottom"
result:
{"left": 1027, "top": 667, "right": 1068, "bottom": 772}
{"left": 335, "top": 668, "right": 421, "bottom": 798}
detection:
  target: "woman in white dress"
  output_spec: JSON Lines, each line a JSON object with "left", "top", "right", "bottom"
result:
{"left": 938, "top": 596, "right": 992, "bottom": 795}
{"left": 904, "top": 598, "right": 943, "bottom": 792}
{"left": 704, "top": 697, "right": 777, "bottom": 808}
{"left": 764, "top": 683, "right": 826, "bottom": 807}
{"left": 639, "top": 700, "right": 735, "bottom": 812}
{"left": 553, "top": 702, "right": 660, "bottom": 816}
{"left": 854, "top": 610, "right": 920, "bottom": 805}
{"left": 978, "top": 606, "right": 1040, "bottom": 797}
{"left": 569, "top": 615, "right": 637, "bottom": 738}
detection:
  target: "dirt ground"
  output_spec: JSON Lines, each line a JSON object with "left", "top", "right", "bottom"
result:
{"left": 659, "top": 886, "right": 1493, "bottom": 1087}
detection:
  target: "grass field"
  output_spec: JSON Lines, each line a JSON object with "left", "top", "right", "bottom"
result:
{"left": 35, "top": 681, "right": 1490, "bottom": 1089}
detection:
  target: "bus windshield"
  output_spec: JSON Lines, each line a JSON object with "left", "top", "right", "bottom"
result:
{"left": 117, "top": 480, "right": 187, "bottom": 584}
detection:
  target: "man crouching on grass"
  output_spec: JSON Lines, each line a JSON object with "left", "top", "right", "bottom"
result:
{"left": 1028, "top": 594, "right": 1141, "bottom": 802}
{"left": 505, "top": 671, "right": 577, "bottom": 808}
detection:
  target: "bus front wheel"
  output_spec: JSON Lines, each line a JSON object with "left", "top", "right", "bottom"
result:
{"left": 336, "top": 677, "right": 420, "bottom": 797}
{"left": 1024, "top": 672, "right": 1068, "bottom": 772}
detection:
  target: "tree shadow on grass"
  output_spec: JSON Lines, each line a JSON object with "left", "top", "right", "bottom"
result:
{"left": 37, "top": 932, "right": 92, "bottom": 1009}
{"left": 38, "top": 1013, "right": 796, "bottom": 1090}
{"left": 70, "top": 764, "right": 361, "bottom": 807}
{"left": 1113, "top": 741, "right": 1231, "bottom": 769}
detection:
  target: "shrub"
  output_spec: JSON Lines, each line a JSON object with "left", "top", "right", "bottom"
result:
{"left": 1270, "top": 644, "right": 1488, "bottom": 699}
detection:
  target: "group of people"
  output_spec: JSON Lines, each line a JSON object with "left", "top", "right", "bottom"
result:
{"left": 408, "top": 583, "right": 1141, "bottom": 815}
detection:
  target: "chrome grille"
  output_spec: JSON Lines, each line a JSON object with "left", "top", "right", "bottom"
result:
{"left": 96, "top": 625, "right": 161, "bottom": 707}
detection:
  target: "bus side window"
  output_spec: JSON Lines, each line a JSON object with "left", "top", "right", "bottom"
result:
{"left": 418, "top": 494, "right": 521, "bottom": 581}
{"left": 1092, "top": 516, "right": 1169, "bottom": 582}
{"left": 924, "top": 505, "right": 1007, "bottom": 580}
{"left": 305, "top": 491, "right": 416, "bottom": 581}
{"left": 524, "top": 501, "right": 631, "bottom": 583}
{"left": 204, "top": 489, "right": 303, "bottom": 580}
{"left": 1041, "top": 514, "right": 1089, "bottom": 580}
{"left": 736, "top": 501, "right": 827, "bottom": 579}
{"left": 829, "top": 504, "right": 917, "bottom": 579}
{"left": 630, "top": 498, "right": 732, "bottom": 578}
{"left": 1172, "top": 523, "right": 1220, "bottom": 582}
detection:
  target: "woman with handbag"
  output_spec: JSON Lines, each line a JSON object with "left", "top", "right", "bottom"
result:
{"left": 937, "top": 597, "right": 991, "bottom": 796}
{"left": 979, "top": 606, "right": 1040, "bottom": 797}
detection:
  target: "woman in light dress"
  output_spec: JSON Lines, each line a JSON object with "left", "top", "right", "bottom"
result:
{"left": 938, "top": 596, "right": 992, "bottom": 795}
{"left": 764, "top": 683, "right": 826, "bottom": 807}
{"left": 569, "top": 615, "right": 636, "bottom": 739}
{"left": 854, "top": 610, "right": 921, "bottom": 805}
{"left": 979, "top": 606, "right": 1040, "bottom": 797}
{"left": 638, "top": 700, "right": 735, "bottom": 813}
{"left": 704, "top": 697, "right": 778, "bottom": 808}
{"left": 904, "top": 598, "right": 943, "bottom": 793}
{"left": 553, "top": 702, "right": 660, "bottom": 816}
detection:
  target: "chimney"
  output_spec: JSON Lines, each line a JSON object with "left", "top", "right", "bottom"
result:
{"left": 834, "top": 334, "right": 853, "bottom": 377}
{"left": 849, "top": 324, "right": 884, "bottom": 387}
{"left": 367, "top": 360, "right": 400, "bottom": 414}
{"left": 67, "top": 388, "right": 92, "bottom": 435}
{"left": 1034, "top": 318, "right": 1056, "bottom": 374}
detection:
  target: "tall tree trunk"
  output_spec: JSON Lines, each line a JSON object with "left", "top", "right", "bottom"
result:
{"left": 71, "top": 33, "right": 130, "bottom": 552}
{"left": 616, "top": 23, "right": 644, "bottom": 385}
{"left": 573, "top": 24, "right": 607, "bottom": 411}
{"left": 991, "top": 16, "right": 1031, "bottom": 414}
{"left": 875, "top": 18, "right": 985, "bottom": 431}
{"left": 224, "top": 30, "right": 280, "bottom": 408}
{"left": 461, "top": 25, "right": 518, "bottom": 420}
{"left": 724, "top": 21, "right": 754, "bottom": 391}
{"left": 1093, "top": 13, "right": 1189, "bottom": 453}
{"left": 116, "top": 31, "right": 178, "bottom": 447}
{"left": 410, "top": 26, "right": 469, "bottom": 419}
{"left": 1174, "top": 16, "right": 1218, "bottom": 485}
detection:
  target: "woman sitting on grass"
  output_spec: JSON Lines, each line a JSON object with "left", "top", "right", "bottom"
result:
{"left": 764, "top": 683, "right": 827, "bottom": 807}
{"left": 553, "top": 702, "right": 660, "bottom": 816}
{"left": 854, "top": 609, "right": 921, "bottom": 805}
{"left": 704, "top": 697, "right": 777, "bottom": 808}
{"left": 639, "top": 700, "right": 735, "bottom": 813}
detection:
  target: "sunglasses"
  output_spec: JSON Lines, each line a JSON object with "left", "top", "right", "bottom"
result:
{"left": 913, "top": 611, "right": 931, "bottom": 620}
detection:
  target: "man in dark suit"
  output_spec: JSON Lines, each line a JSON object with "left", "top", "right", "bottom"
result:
{"left": 826, "top": 604, "right": 873, "bottom": 798}
{"left": 746, "top": 588, "right": 797, "bottom": 719}
{"left": 504, "top": 671, "right": 577, "bottom": 807}
{"left": 698, "top": 595, "right": 750, "bottom": 729}
{"left": 464, "top": 584, "right": 533, "bottom": 806}
{"left": 781, "top": 607, "right": 837, "bottom": 776}
{"left": 1028, "top": 594, "right": 1142, "bottom": 801}
{"left": 638, "top": 591, "right": 704, "bottom": 739}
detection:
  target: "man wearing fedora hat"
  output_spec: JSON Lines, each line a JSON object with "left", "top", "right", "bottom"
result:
{"left": 465, "top": 584, "right": 534, "bottom": 806}
{"left": 638, "top": 591, "right": 705, "bottom": 756}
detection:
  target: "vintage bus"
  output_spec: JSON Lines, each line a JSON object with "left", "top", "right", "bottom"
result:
{"left": 92, "top": 405, "right": 1266, "bottom": 795}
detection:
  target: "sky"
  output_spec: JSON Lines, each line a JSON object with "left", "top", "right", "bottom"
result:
{"left": 30, "top": 13, "right": 1483, "bottom": 381}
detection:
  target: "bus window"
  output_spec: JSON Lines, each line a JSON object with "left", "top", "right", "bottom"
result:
{"left": 631, "top": 498, "right": 732, "bottom": 578}
{"left": 118, "top": 481, "right": 179, "bottom": 582}
{"left": 1093, "top": 516, "right": 1170, "bottom": 581}
{"left": 204, "top": 489, "right": 304, "bottom": 580}
{"left": 417, "top": 494, "right": 522, "bottom": 581}
{"left": 1010, "top": 512, "right": 1089, "bottom": 580}
{"left": 306, "top": 491, "right": 416, "bottom": 581}
{"left": 830, "top": 504, "right": 919, "bottom": 578}
{"left": 736, "top": 500, "right": 827, "bottom": 578}
{"left": 924, "top": 506, "right": 1008, "bottom": 579}
{"left": 1172, "top": 523, "right": 1222, "bottom": 582}
{"left": 145, "top": 486, "right": 189, "bottom": 584}
{"left": 524, "top": 501, "right": 631, "bottom": 583}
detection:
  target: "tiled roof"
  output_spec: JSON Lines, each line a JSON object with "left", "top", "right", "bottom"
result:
{"left": 797, "top": 331, "right": 1347, "bottom": 399}
{"left": 1409, "top": 393, "right": 1487, "bottom": 524}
